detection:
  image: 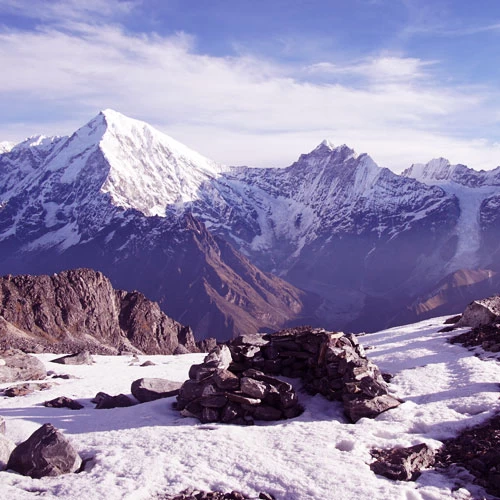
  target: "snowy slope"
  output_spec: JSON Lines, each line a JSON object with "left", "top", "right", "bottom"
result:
{"left": 403, "top": 159, "right": 500, "bottom": 272}
{"left": 1, "top": 316, "right": 499, "bottom": 500}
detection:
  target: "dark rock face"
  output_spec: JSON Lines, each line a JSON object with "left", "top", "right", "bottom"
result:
{"left": 176, "top": 327, "right": 400, "bottom": 424}
{"left": 43, "top": 397, "right": 84, "bottom": 410}
{"left": 0, "top": 349, "right": 46, "bottom": 383}
{"left": 131, "top": 378, "right": 183, "bottom": 403}
{"left": 7, "top": 423, "right": 82, "bottom": 478}
{"left": 370, "top": 443, "right": 435, "bottom": 481}
{"left": 435, "top": 412, "right": 500, "bottom": 498}
{"left": 51, "top": 351, "right": 94, "bottom": 365}
{"left": 0, "top": 269, "right": 197, "bottom": 354}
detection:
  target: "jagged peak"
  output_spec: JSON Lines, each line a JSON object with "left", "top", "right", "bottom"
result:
{"left": 403, "top": 157, "right": 459, "bottom": 184}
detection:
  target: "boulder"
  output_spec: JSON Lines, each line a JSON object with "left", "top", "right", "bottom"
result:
{"left": 173, "top": 344, "right": 190, "bottom": 355}
{"left": 140, "top": 360, "right": 156, "bottom": 367}
{"left": 51, "top": 351, "right": 94, "bottom": 365}
{"left": 0, "top": 434, "right": 15, "bottom": 471}
{"left": 0, "top": 349, "right": 46, "bottom": 383}
{"left": 370, "top": 443, "right": 435, "bottom": 481}
{"left": 131, "top": 378, "right": 183, "bottom": 403}
{"left": 44, "top": 397, "right": 84, "bottom": 410}
{"left": 7, "top": 423, "right": 82, "bottom": 478}
{"left": 457, "top": 296, "right": 500, "bottom": 328}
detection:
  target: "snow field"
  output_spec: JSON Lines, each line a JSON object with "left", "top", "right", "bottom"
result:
{"left": 0, "top": 317, "right": 499, "bottom": 499}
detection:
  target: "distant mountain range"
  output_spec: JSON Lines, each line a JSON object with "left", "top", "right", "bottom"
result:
{"left": 1, "top": 110, "right": 499, "bottom": 339}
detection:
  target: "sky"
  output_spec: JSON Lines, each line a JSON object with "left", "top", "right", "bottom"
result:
{"left": 1, "top": 0, "right": 500, "bottom": 171}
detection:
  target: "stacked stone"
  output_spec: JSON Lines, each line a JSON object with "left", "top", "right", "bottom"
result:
{"left": 175, "top": 345, "right": 302, "bottom": 425}
{"left": 176, "top": 327, "right": 401, "bottom": 424}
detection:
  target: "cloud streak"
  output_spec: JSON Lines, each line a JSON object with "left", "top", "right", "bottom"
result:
{"left": 0, "top": 15, "right": 499, "bottom": 172}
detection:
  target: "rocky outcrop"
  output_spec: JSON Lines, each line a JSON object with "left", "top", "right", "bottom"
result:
{"left": 131, "top": 378, "right": 183, "bottom": 403}
{"left": 0, "top": 349, "right": 46, "bottom": 383}
{"left": 7, "top": 423, "right": 82, "bottom": 478}
{"left": 176, "top": 327, "right": 400, "bottom": 424}
{"left": 435, "top": 412, "right": 500, "bottom": 498}
{"left": 0, "top": 269, "right": 197, "bottom": 354}
{"left": 370, "top": 443, "right": 435, "bottom": 481}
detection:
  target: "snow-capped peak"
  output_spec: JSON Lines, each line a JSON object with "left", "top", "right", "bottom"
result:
{"left": 402, "top": 158, "right": 454, "bottom": 184}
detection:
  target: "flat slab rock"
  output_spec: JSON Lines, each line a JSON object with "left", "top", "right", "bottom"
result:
{"left": 3, "top": 382, "right": 52, "bottom": 397}
{"left": 131, "top": 378, "right": 182, "bottom": 403}
{"left": 51, "top": 351, "right": 94, "bottom": 365}
{"left": 370, "top": 443, "right": 435, "bottom": 481}
{"left": 7, "top": 423, "right": 82, "bottom": 478}
{"left": 0, "top": 349, "right": 46, "bottom": 383}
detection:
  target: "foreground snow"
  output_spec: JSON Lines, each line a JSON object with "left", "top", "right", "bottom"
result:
{"left": 1, "top": 317, "right": 499, "bottom": 499}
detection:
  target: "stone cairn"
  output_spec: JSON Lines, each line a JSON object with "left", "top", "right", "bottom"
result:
{"left": 176, "top": 327, "right": 401, "bottom": 424}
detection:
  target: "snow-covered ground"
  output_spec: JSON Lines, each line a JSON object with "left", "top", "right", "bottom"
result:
{"left": 1, "top": 317, "right": 499, "bottom": 500}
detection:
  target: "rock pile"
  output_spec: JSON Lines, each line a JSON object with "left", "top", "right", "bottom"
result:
{"left": 435, "top": 412, "right": 500, "bottom": 498}
{"left": 157, "top": 490, "right": 275, "bottom": 500}
{"left": 176, "top": 327, "right": 401, "bottom": 424}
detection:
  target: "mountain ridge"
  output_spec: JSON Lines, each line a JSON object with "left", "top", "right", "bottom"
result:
{"left": 1, "top": 109, "right": 499, "bottom": 336}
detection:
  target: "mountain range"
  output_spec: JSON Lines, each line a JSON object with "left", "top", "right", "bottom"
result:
{"left": 1, "top": 109, "right": 499, "bottom": 339}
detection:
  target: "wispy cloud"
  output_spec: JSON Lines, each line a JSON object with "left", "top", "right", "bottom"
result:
{"left": 0, "top": 14, "right": 499, "bottom": 172}
{"left": 0, "top": 0, "right": 139, "bottom": 23}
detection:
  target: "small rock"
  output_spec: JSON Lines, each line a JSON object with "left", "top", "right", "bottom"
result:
{"left": 370, "top": 443, "right": 435, "bottom": 481}
{"left": 4, "top": 382, "right": 52, "bottom": 397}
{"left": 214, "top": 369, "right": 240, "bottom": 390}
{"left": 51, "top": 351, "right": 93, "bottom": 365}
{"left": 95, "top": 393, "right": 135, "bottom": 409}
{"left": 131, "top": 378, "right": 182, "bottom": 403}
{"left": 44, "top": 396, "right": 84, "bottom": 410}
{"left": 343, "top": 394, "right": 401, "bottom": 423}
{"left": 0, "top": 416, "right": 5, "bottom": 434}
{"left": 7, "top": 423, "right": 82, "bottom": 478}
{"left": 140, "top": 360, "right": 156, "bottom": 367}
{"left": 240, "top": 377, "right": 268, "bottom": 399}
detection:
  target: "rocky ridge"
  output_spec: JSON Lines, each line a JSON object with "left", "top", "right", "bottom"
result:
{"left": 0, "top": 268, "right": 197, "bottom": 354}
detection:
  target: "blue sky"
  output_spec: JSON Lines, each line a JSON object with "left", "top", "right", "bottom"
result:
{"left": 1, "top": 0, "right": 500, "bottom": 171}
